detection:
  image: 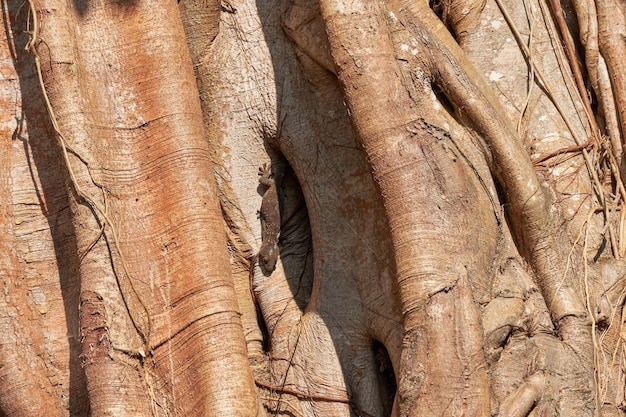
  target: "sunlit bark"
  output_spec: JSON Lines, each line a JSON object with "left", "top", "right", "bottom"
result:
{"left": 1, "top": 0, "right": 625, "bottom": 416}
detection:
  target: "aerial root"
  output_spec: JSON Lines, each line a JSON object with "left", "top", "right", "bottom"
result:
{"left": 497, "top": 372, "right": 546, "bottom": 417}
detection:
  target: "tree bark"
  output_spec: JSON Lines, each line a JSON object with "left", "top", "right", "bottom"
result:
{"left": 1, "top": 0, "right": 625, "bottom": 416}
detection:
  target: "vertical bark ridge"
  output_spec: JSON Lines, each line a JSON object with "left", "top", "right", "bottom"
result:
{"left": 319, "top": 1, "right": 493, "bottom": 415}
{"left": 396, "top": 2, "right": 593, "bottom": 342}
{"left": 0, "top": 1, "right": 84, "bottom": 414}
{"left": 596, "top": 0, "right": 626, "bottom": 152}
{"left": 0, "top": 81, "right": 64, "bottom": 416}
{"left": 178, "top": 0, "right": 267, "bottom": 361}
{"left": 28, "top": 0, "right": 259, "bottom": 415}
{"left": 27, "top": 0, "right": 154, "bottom": 414}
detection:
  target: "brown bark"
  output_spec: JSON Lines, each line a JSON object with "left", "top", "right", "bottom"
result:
{"left": 0, "top": 2, "right": 86, "bottom": 414}
{"left": 19, "top": 0, "right": 259, "bottom": 415}
{"left": 1, "top": 0, "right": 625, "bottom": 415}
{"left": 319, "top": 1, "right": 494, "bottom": 414}
{"left": 597, "top": 0, "right": 626, "bottom": 151}
{"left": 0, "top": 98, "right": 65, "bottom": 414}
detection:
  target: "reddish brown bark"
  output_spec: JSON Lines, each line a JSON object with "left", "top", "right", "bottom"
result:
{"left": 0, "top": 2, "right": 86, "bottom": 414}
{"left": 0, "top": 0, "right": 625, "bottom": 415}
{"left": 21, "top": 0, "right": 259, "bottom": 415}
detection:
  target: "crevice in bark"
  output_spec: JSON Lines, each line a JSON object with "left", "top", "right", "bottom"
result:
{"left": 372, "top": 340, "right": 396, "bottom": 415}
{"left": 270, "top": 156, "right": 313, "bottom": 312}
{"left": 429, "top": 0, "right": 486, "bottom": 44}
{"left": 257, "top": 301, "right": 271, "bottom": 353}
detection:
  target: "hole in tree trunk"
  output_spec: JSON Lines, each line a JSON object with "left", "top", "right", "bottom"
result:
{"left": 276, "top": 157, "right": 314, "bottom": 312}
{"left": 433, "top": 84, "right": 456, "bottom": 116}
{"left": 372, "top": 340, "right": 396, "bottom": 414}
{"left": 257, "top": 304, "right": 271, "bottom": 353}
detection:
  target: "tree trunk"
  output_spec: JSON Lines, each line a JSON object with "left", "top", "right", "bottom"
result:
{"left": 0, "top": 0, "right": 625, "bottom": 416}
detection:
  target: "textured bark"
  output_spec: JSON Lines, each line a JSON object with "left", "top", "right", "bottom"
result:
{"left": 1, "top": 0, "right": 626, "bottom": 415}
{"left": 8, "top": 0, "right": 258, "bottom": 415}
{"left": 319, "top": 1, "right": 493, "bottom": 414}
{"left": 0, "top": 2, "right": 86, "bottom": 414}
{"left": 0, "top": 83, "right": 67, "bottom": 415}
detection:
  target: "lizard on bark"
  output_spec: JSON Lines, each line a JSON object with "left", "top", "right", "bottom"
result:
{"left": 258, "top": 161, "right": 283, "bottom": 273}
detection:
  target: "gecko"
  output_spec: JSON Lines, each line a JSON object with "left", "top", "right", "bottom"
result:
{"left": 258, "top": 161, "right": 283, "bottom": 273}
